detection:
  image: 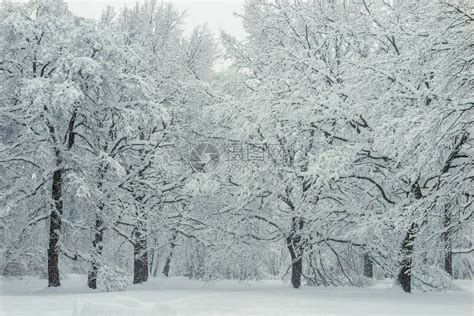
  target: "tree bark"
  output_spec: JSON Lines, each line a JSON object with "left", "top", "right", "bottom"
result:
{"left": 48, "top": 166, "right": 63, "bottom": 287}
{"left": 133, "top": 228, "right": 148, "bottom": 284}
{"left": 289, "top": 249, "right": 303, "bottom": 288}
{"left": 363, "top": 253, "right": 373, "bottom": 278}
{"left": 46, "top": 108, "right": 76, "bottom": 287}
{"left": 444, "top": 249, "right": 453, "bottom": 277}
{"left": 397, "top": 181, "right": 422, "bottom": 293}
{"left": 287, "top": 217, "right": 304, "bottom": 288}
{"left": 397, "top": 222, "right": 417, "bottom": 293}
{"left": 162, "top": 232, "right": 178, "bottom": 277}
{"left": 443, "top": 208, "right": 453, "bottom": 277}
{"left": 87, "top": 214, "right": 104, "bottom": 289}
{"left": 132, "top": 132, "right": 149, "bottom": 284}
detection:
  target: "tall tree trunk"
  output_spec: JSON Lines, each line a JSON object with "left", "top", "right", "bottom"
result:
{"left": 397, "top": 223, "right": 417, "bottom": 293}
{"left": 438, "top": 133, "right": 467, "bottom": 277}
{"left": 132, "top": 132, "right": 149, "bottom": 284}
{"left": 133, "top": 228, "right": 148, "bottom": 284}
{"left": 397, "top": 181, "right": 422, "bottom": 293}
{"left": 46, "top": 108, "right": 76, "bottom": 287}
{"left": 48, "top": 165, "right": 63, "bottom": 287}
{"left": 444, "top": 248, "right": 453, "bottom": 278}
{"left": 88, "top": 166, "right": 107, "bottom": 289}
{"left": 443, "top": 207, "right": 453, "bottom": 277}
{"left": 87, "top": 214, "right": 104, "bottom": 289}
{"left": 288, "top": 247, "right": 303, "bottom": 288}
{"left": 363, "top": 253, "right": 373, "bottom": 278}
{"left": 287, "top": 217, "right": 304, "bottom": 288}
{"left": 162, "top": 231, "right": 178, "bottom": 277}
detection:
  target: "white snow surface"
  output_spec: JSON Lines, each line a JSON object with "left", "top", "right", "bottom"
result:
{"left": 0, "top": 275, "right": 472, "bottom": 316}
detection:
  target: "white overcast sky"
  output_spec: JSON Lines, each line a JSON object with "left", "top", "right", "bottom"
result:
{"left": 65, "top": 0, "right": 247, "bottom": 39}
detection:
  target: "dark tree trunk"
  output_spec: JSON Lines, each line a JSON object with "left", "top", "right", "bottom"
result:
{"left": 289, "top": 250, "right": 303, "bottom": 288}
{"left": 88, "top": 166, "right": 107, "bottom": 289}
{"left": 87, "top": 215, "right": 104, "bottom": 289}
{"left": 443, "top": 208, "right": 453, "bottom": 277}
{"left": 87, "top": 262, "right": 98, "bottom": 289}
{"left": 132, "top": 133, "right": 149, "bottom": 284}
{"left": 46, "top": 108, "right": 76, "bottom": 288}
{"left": 444, "top": 250, "right": 453, "bottom": 277}
{"left": 48, "top": 167, "right": 63, "bottom": 287}
{"left": 397, "top": 223, "right": 417, "bottom": 293}
{"left": 133, "top": 229, "right": 148, "bottom": 284}
{"left": 397, "top": 181, "right": 422, "bottom": 293}
{"left": 287, "top": 217, "right": 304, "bottom": 289}
{"left": 162, "top": 232, "right": 178, "bottom": 277}
{"left": 363, "top": 253, "right": 373, "bottom": 278}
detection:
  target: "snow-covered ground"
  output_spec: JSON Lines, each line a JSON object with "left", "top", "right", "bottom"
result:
{"left": 0, "top": 275, "right": 472, "bottom": 316}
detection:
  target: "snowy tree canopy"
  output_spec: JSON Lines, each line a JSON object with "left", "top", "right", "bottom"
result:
{"left": 0, "top": 0, "right": 472, "bottom": 299}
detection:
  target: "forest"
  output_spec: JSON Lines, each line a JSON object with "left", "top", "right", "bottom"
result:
{"left": 0, "top": 0, "right": 472, "bottom": 311}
